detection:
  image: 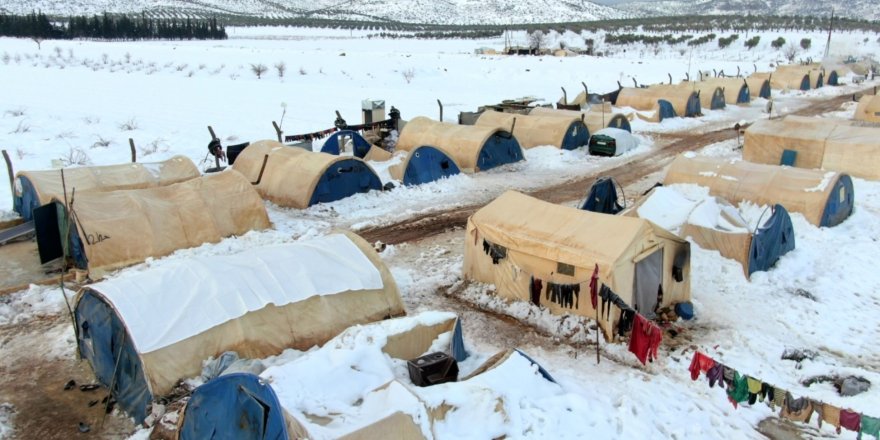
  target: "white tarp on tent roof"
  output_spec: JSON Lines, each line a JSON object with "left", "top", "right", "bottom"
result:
{"left": 634, "top": 185, "right": 750, "bottom": 234}
{"left": 92, "top": 234, "right": 384, "bottom": 353}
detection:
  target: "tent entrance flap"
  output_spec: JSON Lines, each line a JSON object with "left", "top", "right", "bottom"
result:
{"left": 476, "top": 133, "right": 523, "bottom": 171}
{"left": 633, "top": 248, "right": 663, "bottom": 319}
{"left": 821, "top": 174, "right": 855, "bottom": 227}
{"left": 748, "top": 204, "right": 796, "bottom": 276}
{"left": 34, "top": 202, "right": 62, "bottom": 264}
{"left": 657, "top": 100, "right": 677, "bottom": 120}
{"left": 309, "top": 159, "right": 382, "bottom": 206}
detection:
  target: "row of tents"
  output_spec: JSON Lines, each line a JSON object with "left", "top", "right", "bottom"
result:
{"left": 560, "top": 63, "right": 840, "bottom": 122}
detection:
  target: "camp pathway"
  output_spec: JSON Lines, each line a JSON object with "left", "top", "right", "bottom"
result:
{"left": 358, "top": 89, "right": 865, "bottom": 247}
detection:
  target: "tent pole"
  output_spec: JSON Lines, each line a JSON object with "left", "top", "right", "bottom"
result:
{"left": 272, "top": 121, "right": 283, "bottom": 143}
{"left": 560, "top": 87, "right": 567, "bottom": 106}
{"left": 437, "top": 99, "right": 443, "bottom": 122}
{"left": 101, "top": 330, "right": 126, "bottom": 429}
{"left": 2, "top": 150, "right": 13, "bottom": 205}
{"left": 128, "top": 139, "right": 136, "bottom": 163}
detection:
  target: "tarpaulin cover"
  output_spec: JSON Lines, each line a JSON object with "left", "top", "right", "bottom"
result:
{"left": 74, "top": 232, "right": 404, "bottom": 422}
{"left": 579, "top": 177, "right": 624, "bottom": 214}
{"left": 748, "top": 204, "right": 796, "bottom": 276}
{"left": 321, "top": 130, "right": 373, "bottom": 158}
{"left": 388, "top": 146, "right": 462, "bottom": 186}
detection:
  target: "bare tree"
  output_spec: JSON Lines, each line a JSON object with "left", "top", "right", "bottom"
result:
{"left": 784, "top": 43, "right": 799, "bottom": 63}
{"left": 274, "top": 61, "right": 286, "bottom": 78}
{"left": 401, "top": 68, "right": 415, "bottom": 84}
{"left": 31, "top": 37, "right": 43, "bottom": 50}
{"left": 529, "top": 30, "right": 545, "bottom": 52}
{"left": 251, "top": 63, "right": 268, "bottom": 79}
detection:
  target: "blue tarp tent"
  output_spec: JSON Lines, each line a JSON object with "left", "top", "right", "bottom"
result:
{"left": 748, "top": 204, "right": 796, "bottom": 276}
{"left": 390, "top": 145, "right": 461, "bottom": 186}
{"left": 606, "top": 113, "right": 632, "bottom": 132}
{"left": 320, "top": 130, "right": 372, "bottom": 158}
{"left": 579, "top": 177, "right": 624, "bottom": 214}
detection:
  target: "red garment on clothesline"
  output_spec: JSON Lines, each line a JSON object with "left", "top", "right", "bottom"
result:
{"left": 628, "top": 313, "right": 662, "bottom": 365}
{"left": 688, "top": 351, "right": 716, "bottom": 380}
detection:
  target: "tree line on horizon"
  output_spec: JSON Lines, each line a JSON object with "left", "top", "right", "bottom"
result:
{"left": 0, "top": 11, "right": 227, "bottom": 40}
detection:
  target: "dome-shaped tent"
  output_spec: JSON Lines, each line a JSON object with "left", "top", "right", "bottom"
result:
{"left": 697, "top": 78, "right": 751, "bottom": 104}
{"left": 73, "top": 232, "right": 405, "bottom": 423}
{"left": 388, "top": 146, "right": 461, "bottom": 186}
{"left": 396, "top": 117, "right": 524, "bottom": 172}
{"left": 678, "top": 82, "right": 726, "bottom": 110}
{"left": 233, "top": 140, "right": 382, "bottom": 209}
{"left": 474, "top": 110, "right": 589, "bottom": 150}
{"left": 464, "top": 191, "right": 691, "bottom": 340}
{"left": 855, "top": 94, "right": 880, "bottom": 124}
{"left": 45, "top": 170, "right": 270, "bottom": 274}
{"left": 13, "top": 156, "right": 199, "bottom": 221}
{"left": 663, "top": 155, "right": 854, "bottom": 227}
{"left": 616, "top": 85, "right": 701, "bottom": 122}
{"left": 529, "top": 106, "right": 632, "bottom": 133}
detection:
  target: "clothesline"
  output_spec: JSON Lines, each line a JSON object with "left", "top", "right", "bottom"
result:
{"left": 480, "top": 234, "right": 663, "bottom": 366}
{"left": 283, "top": 118, "right": 399, "bottom": 143}
{"left": 688, "top": 351, "right": 879, "bottom": 439}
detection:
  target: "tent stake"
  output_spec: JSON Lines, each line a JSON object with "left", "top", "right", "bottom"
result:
{"left": 2, "top": 149, "right": 14, "bottom": 205}
{"left": 128, "top": 139, "right": 136, "bottom": 163}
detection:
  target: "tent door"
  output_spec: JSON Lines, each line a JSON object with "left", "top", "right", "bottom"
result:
{"left": 633, "top": 248, "right": 663, "bottom": 319}
{"left": 34, "top": 203, "right": 63, "bottom": 264}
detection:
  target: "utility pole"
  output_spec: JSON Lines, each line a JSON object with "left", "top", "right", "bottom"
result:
{"left": 824, "top": 8, "right": 834, "bottom": 59}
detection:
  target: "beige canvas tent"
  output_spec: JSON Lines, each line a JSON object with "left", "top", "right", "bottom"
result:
{"left": 616, "top": 85, "right": 701, "bottom": 121}
{"left": 663, "top": 155, "right": 854, "bottom": 227}
{"left": 396, "top": 117, "right": 524, "bottom": 172}
{"left": 697, "top": 77, "right": 752, "bottom": 104}
{"left": 769, "top": 65, "right": 822, "bottom": 90}
{"left": 855, "top": 94, "right": 880, "bottom": 123}
{"left": 14, "top": 155, "right": 199, "bottom": 221}
{"left": 464, "top": 191, "right": 691, "bottom": 340}
{"left": 745, "top": 74, "right": 772, "bottom": 99}
{"left": 677, "top": 81, "right": 726, "bottom": 110}
{"left": 63, "top": 170, "right": 270, "bottom": 274}
{"left": 233, "top": 140, "right": 382, "bottom": 209}
{"left": 529, "top": 106, "right": 632, "bottom": 134}
{"left": 74, "top": 232, "right": 405, "bottom": 424}
{"left": 474, "top": 110, "right": 589, "bottom": 150}
{"left": 743, "top": 117, "right": 880, "bottom": 180}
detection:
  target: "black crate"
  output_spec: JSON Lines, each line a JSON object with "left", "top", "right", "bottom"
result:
{"left": 407, "top": 352, "right": 458, "bottom": 387}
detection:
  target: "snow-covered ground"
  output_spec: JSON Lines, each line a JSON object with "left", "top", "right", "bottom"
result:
{"left": 0, "top": 27, "right": 879, "bottom": 439}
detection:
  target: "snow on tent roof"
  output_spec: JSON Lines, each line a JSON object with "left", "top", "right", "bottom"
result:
{"left": 14, "top": 155, "right": 199, "bottom": 221}
{"left": 745, "top": 117, "right": 880, "bottom": 180}
{"left": 663, "top": 155, "right": 854, "bottom": 227}
{"left": 396, "top": 116, "right": 524, "bottom": 172}
{"left": 179, "top": 312, "right": 464, "bottom": 440}
{"left": 474, "top": 110, "right": 589, "bottom": 150}
{"left": 74, "top": 232, "right": 405, "bottom": 422}
{"left": 65, "top": 169, "right": 270, "bottom": 274}
{"left": 233, "top": 139, "right": 382, "bottom": 209}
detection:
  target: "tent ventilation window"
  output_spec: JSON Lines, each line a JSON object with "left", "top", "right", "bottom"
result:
{"left": 557, "top": 262, "right": 575, "bottom": 276}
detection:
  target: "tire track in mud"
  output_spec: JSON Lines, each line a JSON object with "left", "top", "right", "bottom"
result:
{"left": 360, "top": 91, "right": 859, "bottom": 246}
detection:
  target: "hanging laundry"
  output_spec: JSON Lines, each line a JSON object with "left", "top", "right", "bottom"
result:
{"left": 813, "top": 401, "right": 841, "bottom": 433}
{"left": 589, "top": 264, "right": 599, "bottom": 309}
{"left": 706, "top": 364, "right": 724, "bottom": 388}
{"left": 779, "top": 393, "right": 813, "bottom": 423}
{"left": 482, "top": 239, "right": 507, "bottom": 264}
{"left": 546, "top": 282, "right": 581, "bottom": 310}
{"left": 772, "top": 386, "right": 787, "bottom": 409}
{"left": 860, "top": 414, "right": 880, "bottom": 439}
{"left": 688, "top": 352, "right": 716, "bottom": 381}
{"left": 726, "top": 371, "right": 750, "bottom": 408}
{"left": 840, "top": 409, "right": 861, "bottom": 433}
{"left": 529, "top": 277, "right": 543, "bottom": 306}
{"left": 746, "top": 376, "right": 762, "bottom": 405}
{"left": 617, "top": 309, "right": 635, "bottom": 336}
{"left": 759, "top": 382, "right": 774, "bottom": 404}
{"left": 627, "top": 313, "right": 662, "bottom": 365}
{"left": 722, "top": 366, "right": 736, "bottom": 389}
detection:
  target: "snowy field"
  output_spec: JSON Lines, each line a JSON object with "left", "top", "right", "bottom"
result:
{"left": 1, "top": 26, "right": 880, "bottom": 439}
